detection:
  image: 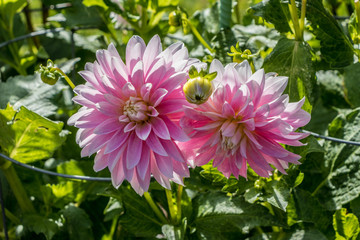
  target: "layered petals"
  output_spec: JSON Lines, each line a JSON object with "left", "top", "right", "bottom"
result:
{"left": 68, "top": 35, "right": 205, "bottom": 195}
{"left": 180, "top": 60, "right": 310, "bottom": 179}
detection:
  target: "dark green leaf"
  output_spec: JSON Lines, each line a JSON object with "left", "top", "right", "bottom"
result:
{"left": 306, "top": 0, "right": 354, "bottom": 68}
{"left": 287, "top": 189, "right": 330, "bottom": 230}
{"left": 316, "top": 108, "right": 360, "bottom": 210}
{"left": 344, "top": 63, "right": 360, "bottom": 108}
{"left": 0, "top": 105, "right": 67, "bottom": 163}
{"left": 102, "top": 186, "right": 162, "bottom": 237}
{"left": 250, "top": 0, "right": 291, "bottom": 33}
{"left": 317, "top": 70, "right": 350, "bottom": 109}
{"left": 0, "top": 73, "right": 68, "bottom": 117}
{"left": 193, "top": 191, "right": 286, "bottom": 236}
{"left": 61, "top": 203, "right": 94, "bottom": 240}
{"left": 22, "top": 214, "right": 59, "bottom": 240}
{"left": 263, "top": 38, "right": 316, "bottom": 113}
{"left": 103, "top": 197, "right": 123, "bottom": 222}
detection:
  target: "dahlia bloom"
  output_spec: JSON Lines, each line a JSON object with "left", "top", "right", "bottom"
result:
{"left": 180, "top": 60, "right": 311, "bottom": 178}
{"left": 68, "top": 35, "right": 205, "bottom": 195}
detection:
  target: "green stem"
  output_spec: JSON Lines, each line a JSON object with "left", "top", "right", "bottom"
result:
{"left": 144, "top": 192, "right": 168, "bottom": 224}
{"left": 176, "top": 185, "right": 183, "bottom": 224}
{"left": 288, "top": 0, "right": 302, "bottom": 40}
{"left": 54, "top": 67, "right": 76, "bottom": 89}
{"left": 299, "top": 0, "right": 307, "bottom": 40}
{"left": 165, "top": 188, "right": 176, "bottom": 224}
{"left": 183, "top": 18, "right": 215, "bottom": 53}
{"left": 355, "top": 0, "right": 360, "bottom": 34}
{"left": 0, "top": 163, "right": 35, "bottom": 214}
{"left": 234, "top": 0, "right": 241, "bottom": 24}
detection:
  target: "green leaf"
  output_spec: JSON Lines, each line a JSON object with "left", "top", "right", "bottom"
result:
{"left": 0, "top": 105, "right": 67, "bottom": 163}
{"left": 250, "top": 229, "right": 328, "bottom": 240}
{"left": 162, "top": 219, "right": 186, "bottom": 240}
{"left": 192, "top": 191, "right": 286, "bottom": 236}
{"left": 315, "top": 108, "right": 360, "bottom": 210}
{"left": 317, "top": 70, "right": 351, "bottom": 109}
{"left": 56, "top": 159, "right": 95, "bottom": 178}
{"left": 333, "top": 208, "right": 360, "bottom": 240}
{"left": 287, "top": 189, "right": 330, "bottom": 230}
{"left": 103, "top": 197, "right": 123, "bottom": 222}
{"left": 0, "top": 73, "right": 68, "bottom": 117}
{"left": 244, "top": 179, "right": 290, "bottom": 211}
{"left": 102, "top": 186, "right": 162, "bottom": 237}
{"left": 306, "top": 0, "right": 354, "bottom": 68}
{"left": 22, "top": 214, "right": 59, "bottom": 240}
{"left": 61, "top": 203, "right": 94, "bottom": 240}
{"left": 249, "top": 0, "right": 291, "bottom": 33}
{"left": 82, "top": 0, "right": 108, "bottom": 10}
{"left": 344, "top": 63, "right": 360, "bottom": 108}
{"left": 200, "top": 162, "right": 254, "bottom": 193}
{"left": 0, "top": 0, "right": 27, "bottom": 27}
{"left": 263, "top": 38, "right": 316, "bottom": 113}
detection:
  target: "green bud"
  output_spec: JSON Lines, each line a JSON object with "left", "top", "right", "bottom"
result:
{"left": 169, "top": 10, "right": 183, "bottom": 27}
{"left": 183, "top": 76, "right": 213, "bottom": 105}
{"left": 37, "top": 59, "right": 61, "bottom": 85}
{"left": 254, "top": 179, "right": 265, "bottom": 190}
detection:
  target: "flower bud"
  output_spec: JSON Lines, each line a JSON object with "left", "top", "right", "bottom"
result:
{"left": 183, "top": 76, "right": 213, "bottom": 105}
{"left": 37, "top": 59, "right": 61, "bottom": 85}
{"left": 169, "top": 10, "right": 182, "bottom": 27}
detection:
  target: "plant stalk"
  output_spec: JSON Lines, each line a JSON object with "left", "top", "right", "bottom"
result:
{"left": 355, "top": 0, "right": 360, "bottom": 34}
{"left": 0, "top": 163, "right": 35, "bottom": 214}
{"left": 144, "top": 192, "right": 168, "bottom": 224}
{"left": 183, "top": 18, "right": 214, "bottom": 53}
{"left": 165, "top": 188, "right": 176, "bottom": 224}
{"left": 288, "top": 0, "right": 302, "bottom": 40}
{"left": 54, "top": 67, "right": 76, "bottom": 89}
{"left": 176, "top": 185, "right": 183, "bottom": 224}
{"left": 299, "top": 0, "right": 307, "bottom": 40}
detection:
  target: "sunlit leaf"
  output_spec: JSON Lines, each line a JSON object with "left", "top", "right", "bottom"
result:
{"left": 0, "top": 105, "right": 67, "bottom": 163}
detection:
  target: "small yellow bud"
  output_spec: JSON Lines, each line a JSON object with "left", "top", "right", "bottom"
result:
{"left": 183, "top": 76, "right": 213, "bottom": 105}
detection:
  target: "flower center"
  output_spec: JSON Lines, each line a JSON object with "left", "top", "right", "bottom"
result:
{"left": 220, "top": 136, "right": 236, "bottom": 151}
{"left": 123, "top": 97, "right": 149, "bottom": 122}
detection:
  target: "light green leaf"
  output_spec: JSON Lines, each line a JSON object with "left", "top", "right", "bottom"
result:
{"left": 56, "top": 159, "right": 94, "bottom": 178}
{"left": 82, "top": 0, "right": 108, "bottom": 9}
{"left": 200, "top": 162, "right": 254, "bottom": 193}
{"left": 0, "top": 105, "right": 67, "bottom": 163}
{"left": 306, "top": 0, "right": 354, "bottom": 68}
{"left": 344, "top": 63, "right": 360, "bottom": 108}
{"left": 22, "top": 214, "right": 59, "bottom": 240}
{"left": 333, "top": 208, "right": 360, "bottom": 240}
{"left": 61, "top": 203, "right": 94, "bottom": 240}
{"left": 0, "top": 73, "right": 68, "bottom": 117}
{"left": 263, "top": 38, "right": 316, "bottom": 113}
{"left": 316, "top": 108, "right": 360, "bottom": 210}
{"left": 193, "top": 191, "right": 286, "bottom": 236}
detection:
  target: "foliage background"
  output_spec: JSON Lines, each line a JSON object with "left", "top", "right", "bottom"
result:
{"left": 0, "top": 0, "right": 360, "bottom": 239}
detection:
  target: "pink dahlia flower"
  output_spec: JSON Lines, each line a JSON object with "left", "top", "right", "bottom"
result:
{"left": 68, "top": 35, "right": 205, "bottom": 195}
{"left": 180, "top": 60, "right": 311, "bottom": 178}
